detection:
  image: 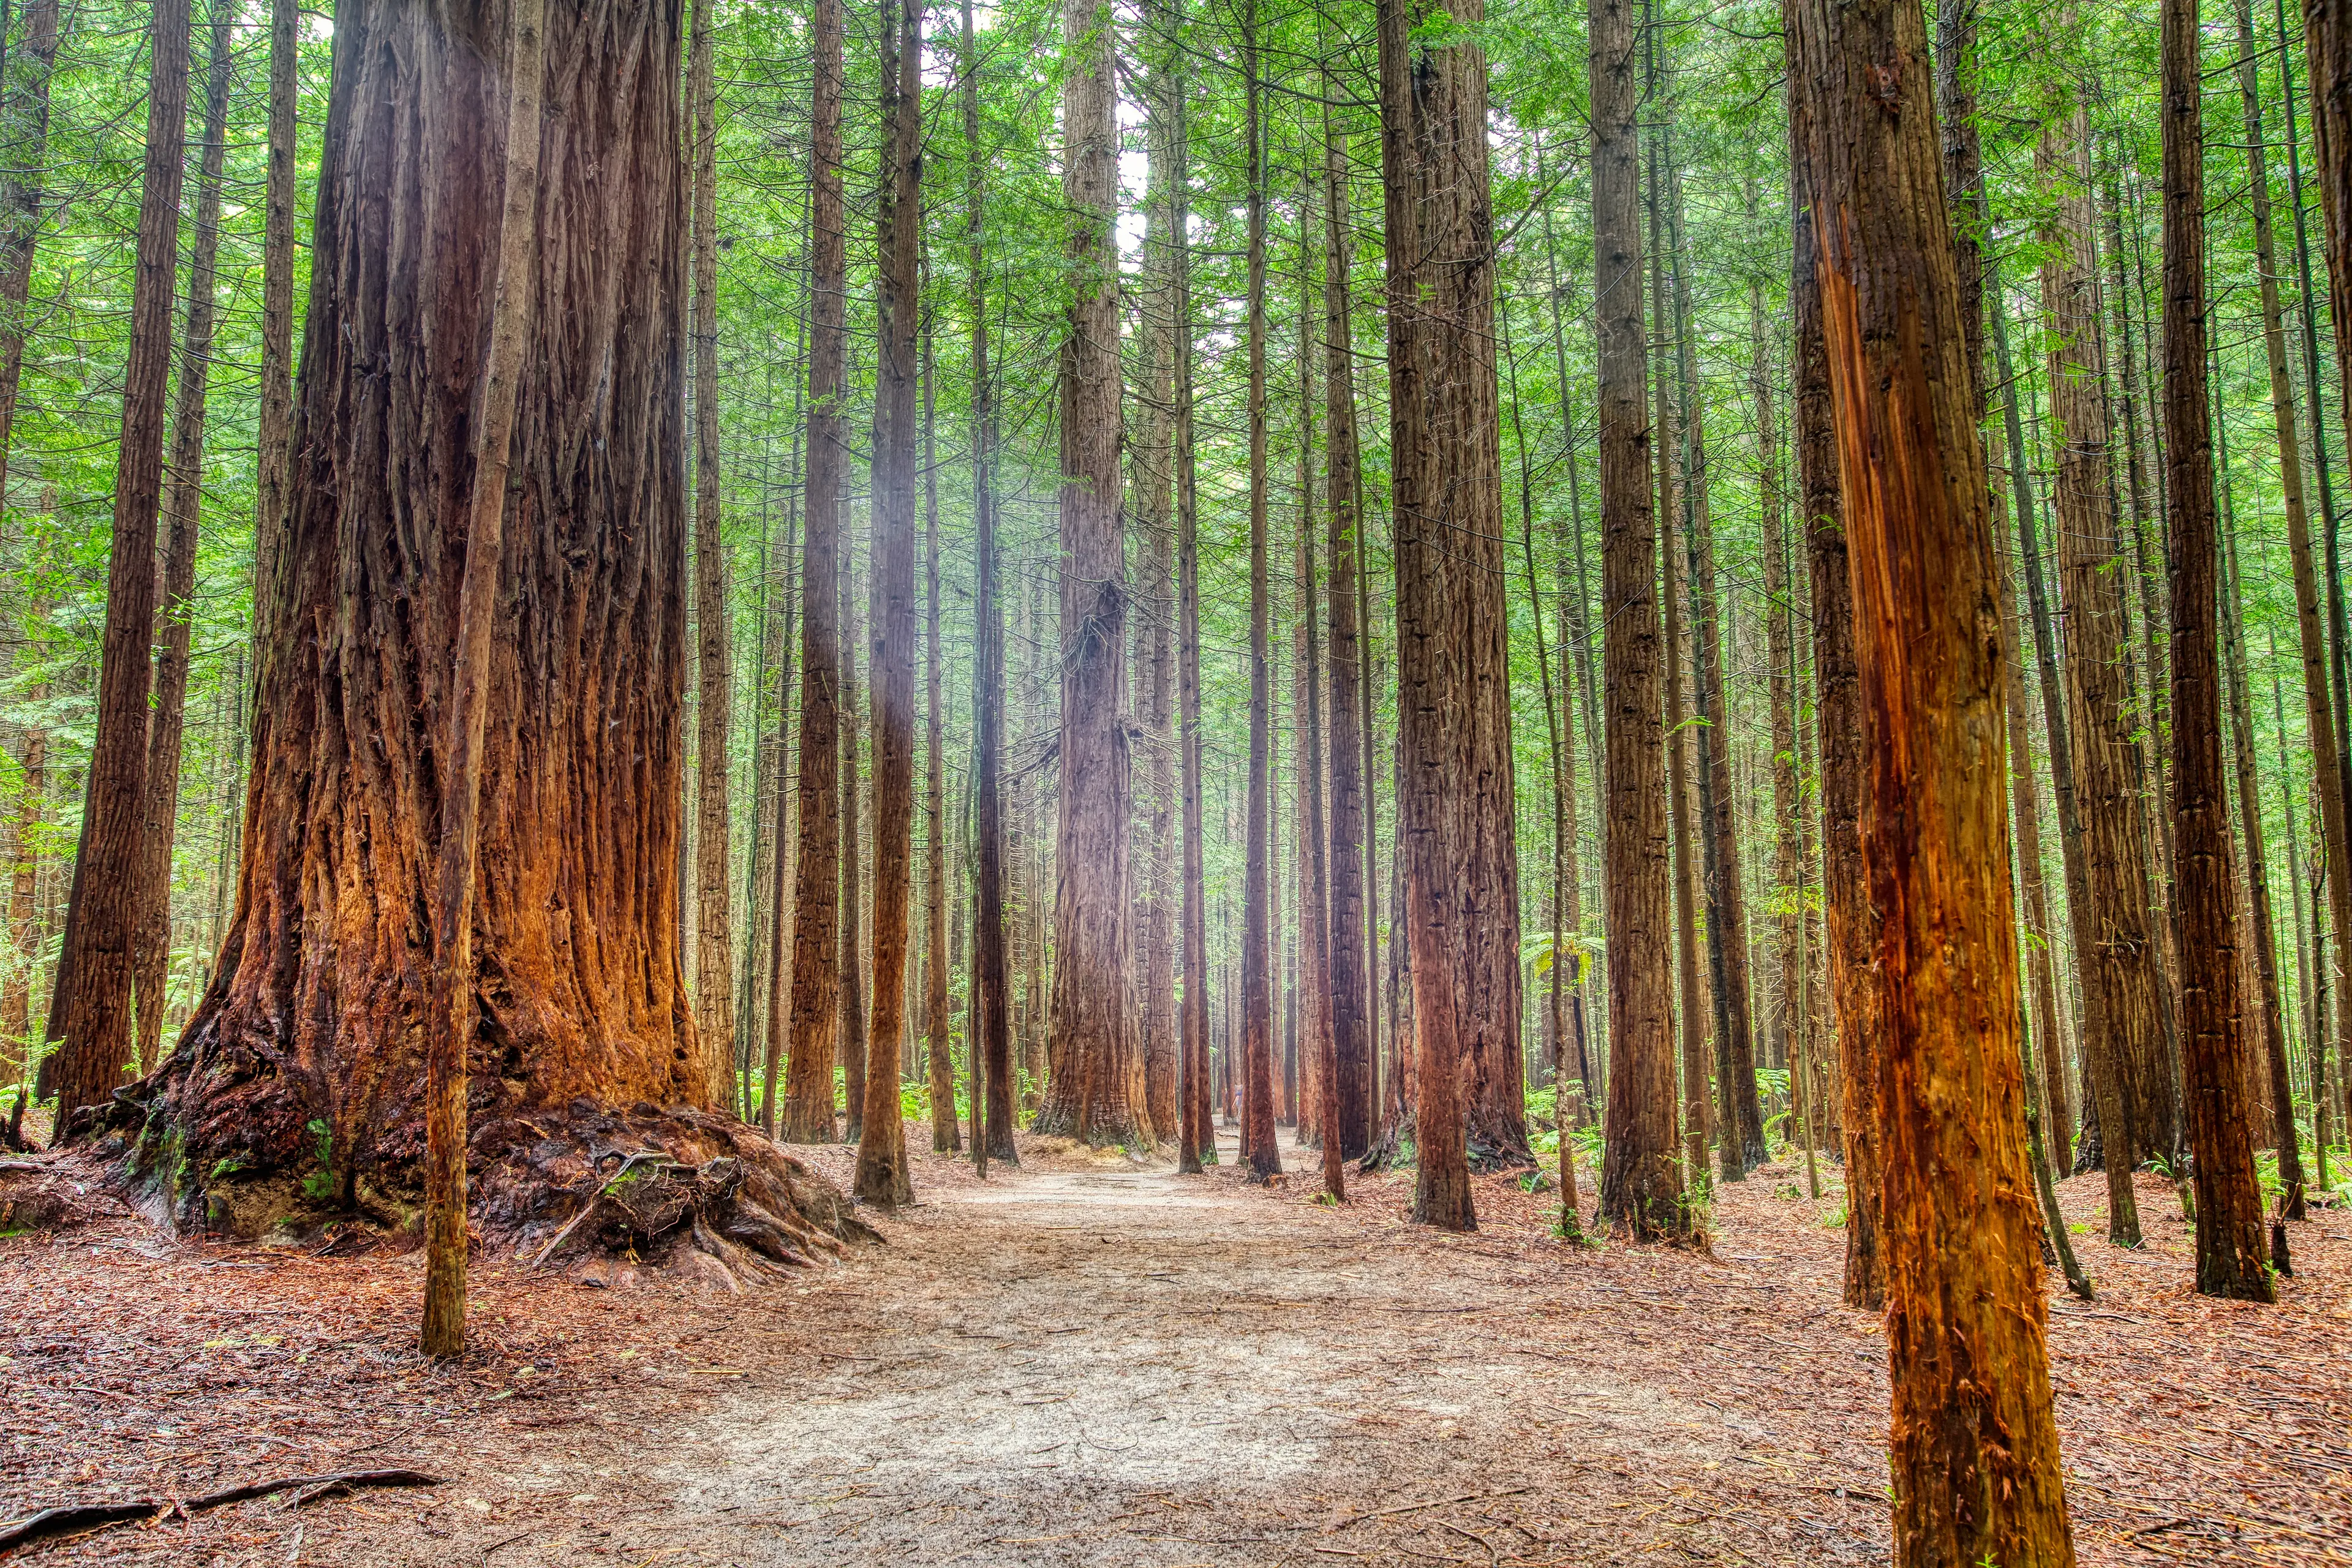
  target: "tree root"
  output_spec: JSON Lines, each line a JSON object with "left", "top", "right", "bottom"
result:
{"left": 0, "top": 1156, "right": 129, "bottom": 1233}
{"left": 0, "top": 1469, "right": 440, "bottom": 1553}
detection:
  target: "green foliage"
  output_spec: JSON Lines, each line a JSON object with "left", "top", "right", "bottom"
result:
{"left": 298, "top": 1119, "right": 334, "bottom": 1201}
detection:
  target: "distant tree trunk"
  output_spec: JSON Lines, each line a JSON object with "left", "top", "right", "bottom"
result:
{"left": 782, "top": 0, "right": 848, "bottom": 1145}
{"left": 1294, "top": 246, "right": 1333, "bottom": 1164}
{"left": 1667, "top": 147, "right": 1765, "bottom": 1175}
{"left": 690, "top": 0, "right": 734, "bottom": 1110}
{"left": 248, "top": 0, "right": 296, "bottom": 636}
{"left": 923, "top": 318, "right": 957, "bottom": 1155}
{"left": 0, "top": 0, "right": 59, "bottom": 514}
{"left": 759, "top": 447, "right": 801, "bottom": 1139}
{"left": 2160, "top": 0, "right": 2273, "bottom": 1301}
{"left": 1757, "top": 276, "right": 1801, "bottom": 1090}
{"left": 1174, "top": 24, "right": 1212, "bottom": 1172}
{"left": 1137, "top": 19, "right": 1180, "bottom": 1145}
{"left": 2295, "top": 0, "right": 2352, "bottom": 1197}
{"left": 2230, "top": 0, "right": 2306, "bottom": 1209}
{"left": 2041, "top": 69, "right": 2179, "bottom": 1187}
{"left": 839, "top": 563, "right": 868, "bottom": 1145}
{"left": 960, "top": 0, "right": 1014, "bottom": 1167}
{"left": 1322, "top": 107, "right": 1374, "bottom": 1162}
{"left": 1788, "top": 0, "right": 1875, "bottom": 1310}
{"left": 854, "top": 0, "right": 921, "bottom": 1210}
{"left": 1237, "top": 0, "right": 1280, "bottom": 1180}
{"left": 1593, "top": 0, "right": 1687, "bottom": 1240}
{"left": 130, "top": 0, "right": 236, "bottom": 1080}
{"left": 1376, "top": 0, "right": 1499, "bottom": 1227}
{"left": 42, "top": 0, "right": 192, "bottom": 1123}
{"left": 1036, "top": 0, "right": 1142, "bottom": 1147}
{"left": 1788, "top": 0, "right": 2081, "bottom": 1556}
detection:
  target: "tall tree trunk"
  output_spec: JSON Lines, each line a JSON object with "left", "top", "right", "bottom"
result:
{"left": 1757, "top": 275, "right": 1802, "bottom": 1095}
{"left": 248, "top": 0, "right": 296, "bottom": 639}
{"left": 1136, "top": 16, "right": 1179, "bottom": 1147}
{"left": 1238, "top": 0, "right": 1280, "bottom": 1180}
{"left": 1174, "top": 15, "right": 1212, "bottom": 1172}
{"left": 1593, "top": 0, "right": 1687, "bottom": 1240}
{"left": 2295, "top": 0, "right": 2352, "bottom": 1198}
{"left": 839, "top": 556, "right": 867, "bottom": 1144}
{"left": 1298, "top": 282, "right": 1339, "bottom": 1199}
{"left": 760, "top": 431, "right": 801, "bottom": 1139}
{"left": 42, "top": 0, "right": 192, "bottom": 1123}
{"left": 1377, "top": 0, "right": 1499, "bottom": 1228}
{"left": 854, "top": 0, "right": 921, "bottom": 1210}
{"left": 961, "top": 0, "right": 1014, "bottom": 1167}
{"left": 0, "top": 0, "right": 58, "bottom": 518}
{"left": 130, "top": 0, "right": 236, "bottom": 1079}
{"left": 923, "top": 315, "right": 956, "bottom": 1155}
{"left": 1322, "top": 104, "right": 1374, "bottom": 1162}
{"left": 2041, "top": 64, "right": 2180, "bottom": 1185}
{"left": 422, "top": 0, "right": 548, "bottom": 1356}
{"left": 782, "top": 0, "right": 848, "bottom": 1145}
{"left": 1037, "top": 0, "right": 1141, "bottom": 1147}
{"left": 2161, "top": 0, "right": 2273, "bottom": 1300}
{"left": 1788, "top": 0, "right": 2080, "bottom": 1554}
{"left": 689, "top": 0, "right": 734, "bottom": 1109}
{"left": 2230, "top": 0, "right": 2307, "bottom": 1210}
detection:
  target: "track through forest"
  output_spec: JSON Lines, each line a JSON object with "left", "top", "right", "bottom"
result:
{"left": 4, "top": 1133, "right": 2348, "bottom": 1566}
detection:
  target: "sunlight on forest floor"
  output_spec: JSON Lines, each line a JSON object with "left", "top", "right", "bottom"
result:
{"left": 2, "top": 1126, "right": 2346, "bottom": 1566}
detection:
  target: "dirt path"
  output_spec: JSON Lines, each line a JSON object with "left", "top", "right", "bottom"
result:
{"left": 6, "top": 1129, "right": 2349, "bottom": 1566}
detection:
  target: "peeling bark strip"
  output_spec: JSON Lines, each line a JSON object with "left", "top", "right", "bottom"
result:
{"left": 70, "top": 0, "right": 861, "bottom": 1284}
{"left": 1785, "top": 0, "right": 2078, "bottom": 1558}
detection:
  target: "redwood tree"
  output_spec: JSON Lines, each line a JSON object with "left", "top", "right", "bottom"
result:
{"left": 2159, "top": 0, "right": 2272, "bottom": 1302}
{"left": 1786, "top": 0, "right": 2079, "bottom": 1556}
{"left": 97, "top": 0, "right": 865, "bottom": 1281}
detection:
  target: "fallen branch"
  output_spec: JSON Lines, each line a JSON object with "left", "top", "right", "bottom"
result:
{"left": 0, "top": 1469, "right": 442, "bottom": 1555}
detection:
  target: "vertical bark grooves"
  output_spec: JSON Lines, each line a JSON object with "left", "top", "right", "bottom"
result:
{"left": 1173, "top": 13, "right": 1212, "bottom": 1172}
{"left": 1036, "top": 0, "right": 1140, "bottom": 1148}
{"left": 783, "top": 0, "right": 847, "bottom": 1145}
{"left": 1322, "top": 109, "right": 1373, "bottom": 1162}
{"left": 44, "top": 0, "right": 192, "bottom": 1120}
{"left": 1593, "top": 0, "right": 1685, "bottom": 1240}
{"left": 2160, "top": 0, "right": 2272, "bottom": 1302}
{"left": 923, "top": 319, "right": 957, "bottom": 1155}
{"left": 854, "top": 0, "right": 920, "bottom": 1210}
{"left": 2040, "top": 66, "right": 2179, "bottom": 1183}
{"left": 0, "top": 0, "right": 59, "bottom": 517}
{"left": 1238, "top": 0, "right": 1278, "bottom": 1180}
{"left": 1787, "top": 0, "right": 2079, "bottom": 1555}
{"left": 1137, "top": 25, "right": 1180, "bottom": 1145}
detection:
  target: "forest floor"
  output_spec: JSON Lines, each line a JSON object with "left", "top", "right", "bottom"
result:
{"left": 3, "top": 1123, "right": 2348, "bottom": 1567}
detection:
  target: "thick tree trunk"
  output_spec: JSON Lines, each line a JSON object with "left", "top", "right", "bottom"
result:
{"left": 1592, "top": 0, "right": 1686, "bottom": 1240}
{"left": 1137, "top": 24, "right": 1180, "bottom": 1147}
{"left": 689, "top": 0, "right": 734, "bottom": 1110}
{"left": 130, "top": 0, "right": 236, "bottom": 1080}
{"left": 1376, "top": 0, "right": 1498, "bottom": 1228}
{"left": 839, "top": 562, "right": 868, "bottom": 1145}
{"left": 854, "top": 0, "right": 920, "bottom": 1211}
{"left": 2160, "top": 0, "right": 2273, "bottom": 1301}
{"left": 1322, "top": 111, "right": 1374, "bottom": 1163}
{"left": 42, "top": 0, "right": 191, "bottom": 1122}
{"left": 91, "top": 0, "right": 865, "bottom": 1286}
{"left": 1786, "top": 0, "right": 2079, "bottom": 1556}
{"left": 782, "top": 0, "right": 848, "bottom": 1145}
{"left": 1036, "top": 0, "right": 1141, "bottom": 1147}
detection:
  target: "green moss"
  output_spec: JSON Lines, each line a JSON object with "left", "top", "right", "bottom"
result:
{"left": 299, "top": 1119, "right": 336, "bottom": 1201}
